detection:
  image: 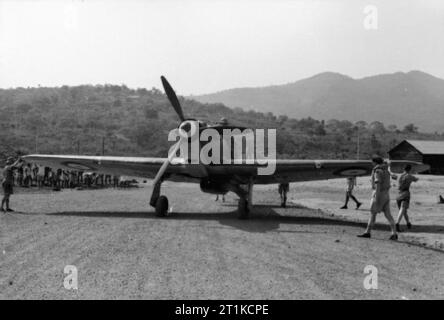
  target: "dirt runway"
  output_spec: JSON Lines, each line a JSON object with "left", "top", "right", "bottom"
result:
{"left": 0, "top": 182, "right": 443, "bottom": 299}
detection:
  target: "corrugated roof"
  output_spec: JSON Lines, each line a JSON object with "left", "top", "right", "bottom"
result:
{"left": 406, "top": 140, "right": 444, "bottom": 155}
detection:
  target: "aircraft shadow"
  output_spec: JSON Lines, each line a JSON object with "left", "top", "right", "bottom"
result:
{"left": 40, "top": 205, "right": 444, "bottom": 235}
{"left": 45, "top": 209, "right": 332, "bottom": 233}
{"left": 221, "top": 203, "right": 308, "bottom": 209}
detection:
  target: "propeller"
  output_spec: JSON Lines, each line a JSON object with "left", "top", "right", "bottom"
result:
{"left": 150, "top": 76, "right": 189, "bottom": 207}
{"left": 161, "top": 75, "right": 185, "bottom": 122}
{"left": 151, "top": 76, "right": 229, "bottom": 208}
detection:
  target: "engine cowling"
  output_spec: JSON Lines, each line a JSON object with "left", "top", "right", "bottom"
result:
{"left": 178, "top": 120, "right": 203, "bottom": 140}
{"left": 200, "top": 178, "right": 229, "bottom": 195}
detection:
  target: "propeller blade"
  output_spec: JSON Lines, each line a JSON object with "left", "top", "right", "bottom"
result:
{"left": 161, "top": 76, "right": 185, "bottom": 122}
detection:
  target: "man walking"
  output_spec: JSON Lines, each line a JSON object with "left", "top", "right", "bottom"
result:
{"left": 358, "top": 157, "right": 398, "bottom": 240}
{"left": 1, "top": 157, "right": 23, "bottom": 212}
{"left": 340, "top": 177, "right": 362, "bottom": 209}
{"left": 395, "top": 164, "right": 418, "bottom": 232}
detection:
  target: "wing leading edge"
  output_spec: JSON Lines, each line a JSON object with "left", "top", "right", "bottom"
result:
{"left": 22, "top": 154, "right": 207, "bottom": 183}
{"left": 23, "top": 154, "right": 429, "bottom": 185}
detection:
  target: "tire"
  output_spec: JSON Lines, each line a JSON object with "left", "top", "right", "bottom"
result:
{"left": 155, "top": 195, "right": 169, "bottom": 217}
{"left": 238, "top": 198, "right": 249, "bottom": 220}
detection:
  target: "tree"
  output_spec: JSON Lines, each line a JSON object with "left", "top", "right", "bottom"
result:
{"left": 387, "top": 124, "right": 397, "bottom": 132}
{"left": 144, "top": 107, "right": 159, "bottom": 119}
{"left": 403, "top": 123, "right": 418, "bottom": 133}
{"left": 369, "top": 121, "right": 386, "bottom": 133}
{"left": 113, "top": 99, "right": 122, "bottom": 107}
{"left": 277, "top": 115, "right": 288, "bottom": 124}
{"left": 266, "top": 112, "right": 276, "bottom": 121}
{"left": 355, "top": 121, "right": 368, "bottom": 129}
{"left": 313, "top": 123, "right": 326, "bottom": 136}
{"left": 370, "top": 134, "right": 382, "bottom": 155}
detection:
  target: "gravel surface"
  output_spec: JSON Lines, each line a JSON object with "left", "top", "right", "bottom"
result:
{"left": 0, "top": 181, "right": 443, "bottom": 299}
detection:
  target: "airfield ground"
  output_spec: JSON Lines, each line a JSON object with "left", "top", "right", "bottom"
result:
{"left": 0, "top": 176, "right": 443, "bottom": 299}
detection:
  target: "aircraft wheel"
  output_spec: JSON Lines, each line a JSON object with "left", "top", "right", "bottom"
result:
{"left": 238, "top": 198, "right": 249, "bottom": 220}
{"left": 155, "top": 195, "right": 169, "bottom": 217}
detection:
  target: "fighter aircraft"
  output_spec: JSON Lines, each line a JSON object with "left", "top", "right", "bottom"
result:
{"left": 23, "top": 77, "right": 429, "bottom": 219}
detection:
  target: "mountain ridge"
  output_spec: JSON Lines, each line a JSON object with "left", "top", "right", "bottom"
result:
{"left": 191, "top": 71, "right": 444, "bottom": 132}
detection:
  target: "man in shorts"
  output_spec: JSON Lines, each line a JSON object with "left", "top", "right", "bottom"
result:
{"left": 340, "top": 177, "right": 362, "bottom": 209}
{"left": 395, "top": 164, "right": 418, "bottom": 232}
{"left": 1, "top": 157, "right": 23, "bottom": 212}
{"left": 358, "top": 156, "right": 398, "bottom": 240}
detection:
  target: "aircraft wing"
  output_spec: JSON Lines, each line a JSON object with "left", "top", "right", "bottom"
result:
{"left": 249, "top": 159, "right": 429, "bottom": 184}
{"left": 22, "top": 155, "right": 208, "bottom": 183}
{"left": 23, "top": 154, "right": 429, "bottom": 184}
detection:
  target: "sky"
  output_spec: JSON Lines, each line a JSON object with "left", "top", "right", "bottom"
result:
{"left": 0, "top": 0, "right": 443, "bottom": 94}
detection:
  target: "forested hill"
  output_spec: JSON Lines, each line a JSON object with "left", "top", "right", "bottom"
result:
{"left": 0, "top": 84, "right": 442, "bottom": 161}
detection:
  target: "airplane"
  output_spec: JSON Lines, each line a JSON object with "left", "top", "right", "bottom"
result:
{"left": 23, "top": 76, "right": 430, "bottom": 219}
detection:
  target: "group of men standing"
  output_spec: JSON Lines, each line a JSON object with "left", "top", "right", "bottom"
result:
{"left": 1, "top": 157, "right": 122, "bottom": 212}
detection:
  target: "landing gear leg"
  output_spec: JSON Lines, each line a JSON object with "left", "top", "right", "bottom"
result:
{"left": 238, "top": 197, "right": 249, "bottom": 220}
{"left": 150, "top": 179, "right": 169, "bottom": 217}
{"left": 232, "top": 179, "right": 254, "bottom": 219}
{"left": 247, "top": 177, "right": 254, "bottom": 212}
